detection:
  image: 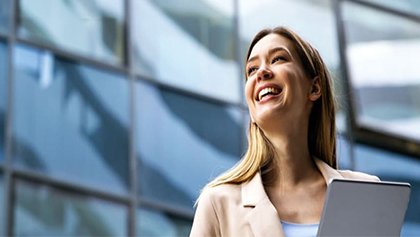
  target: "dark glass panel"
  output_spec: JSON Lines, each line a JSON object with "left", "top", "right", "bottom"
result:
{"left": 0, "top": 0, "right": 11, "bottom": 34}
{"left": 137, "top": 207, "right": 191, "bottom": 237}
{"left": 12, "top": 44, "right": 130, "bottom": 195}
{"left": 343, "top": 2, "right": 420, "bottom": 142}
{"left": 13, "top": 179, "right": 128, "bottom": 236}
{"left": 17, "top": 0, "right": 125, "bottom": 65}
{"left": 0, "top": 41, "right": 7, "bottom": 162}
{"left": 136, "top": 80, "right": 241, "bottom": 210}
{"left": 132, "top": 0, "right": 240, "bottom": 103}
{"left": 354, "top": 145, "right": 420, "bottom": 236}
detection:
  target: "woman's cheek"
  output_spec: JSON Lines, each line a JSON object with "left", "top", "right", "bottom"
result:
{"left": 244, "top": 80, "right": 254, "bottom": 103}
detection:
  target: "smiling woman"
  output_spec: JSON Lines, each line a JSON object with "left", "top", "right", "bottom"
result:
{"left": 189, "top": 27, "right": 379, "bottom": 237}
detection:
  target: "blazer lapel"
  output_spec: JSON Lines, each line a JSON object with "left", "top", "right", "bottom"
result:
{"left": 247, "top": 198, "right": 284, "bottom": 237}
{"left": 242, "top": 173, "right": 285, "bottom": 237}
{"left": 315, "top": 158, "right": 344, "bottom": 183}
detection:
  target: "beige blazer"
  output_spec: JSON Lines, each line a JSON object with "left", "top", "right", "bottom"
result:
{"left": 190, "top": 159, "right": 380, "bottom": 237}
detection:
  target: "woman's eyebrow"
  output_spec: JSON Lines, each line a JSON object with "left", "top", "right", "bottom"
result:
{"left": 247, "top": 55, "right": 258, "bottom": 65}
{"left": 268, "top": 46, "right": 292, "bottom": 57}
{"left": 247, "top": 46, "right": 292, "bottom": 65}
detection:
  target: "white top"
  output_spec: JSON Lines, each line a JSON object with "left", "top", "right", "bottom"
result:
{"left": 280, "top": 220, "right": 319, "bottom": 237}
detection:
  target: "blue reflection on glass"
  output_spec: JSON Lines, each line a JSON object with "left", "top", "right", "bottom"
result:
{"left": 0, "top": 0, "right": 11, "bottom": 34}
{"left": 0, "top": 174, "right": 4, "bottom": 234}
{"left": 0, "top": 42, "right": 7, "bottom": 162}
{"left": 355, "top": 145, "right": 420, "bottom": 236}
{"left": 14, "top": 179, "right": 128, "bottom": 236}
{"left": 132, "top": 0, "right": 240, "bottom": 103}
{"left": 336, "top": 135, "right": 352, "bottom": 170}
{"left": 137, "top": 208, "right": 191, "bottom": 237}
{"left": 136, "top": 80, "right": 242, "bottom": 210}
{"left": 18, "top": 0, "right": 124, "bottom": 65}
{"left": 12, "top": 44, "right": 130, "bottom": 195}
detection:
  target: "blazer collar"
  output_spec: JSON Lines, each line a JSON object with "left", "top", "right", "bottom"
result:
{"left": 241, "top": 158, "right": 343, "bottom": 237}
{"left": 241, "top": 169, "right": 266, "bottom": 207}
{"left": 314, "top": 158, "right": 343, "bottom": 184}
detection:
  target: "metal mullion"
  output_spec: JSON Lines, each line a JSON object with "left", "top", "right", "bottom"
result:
{"left": 333, "top": 0, "right": 356, "bottom": 170}
{"left": 125, "top": 0, "right": 138, "bottom": 235}
{"left": 12, "top": 168, "right": 131, "bottom": 205}
{"left": 15, "top": 37, "right": 128, "bottom": 75}
{"left": 4, "top": 0, "right": 18, "bottom": 235}
{"left": 138, "top": 197, "right": 194, "bottom": 221}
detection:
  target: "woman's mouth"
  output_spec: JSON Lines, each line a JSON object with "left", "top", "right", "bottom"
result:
{"left": 256, "top": 86, "right": 282, "bottom": 102}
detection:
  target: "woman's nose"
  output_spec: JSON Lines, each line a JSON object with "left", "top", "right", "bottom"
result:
{"left": 257, "top": 66, "right": 273, "bottom": 81}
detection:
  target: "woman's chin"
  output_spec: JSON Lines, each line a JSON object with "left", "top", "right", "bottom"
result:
{"left": 254, "top": 109, "right": 287, "bottom": 126}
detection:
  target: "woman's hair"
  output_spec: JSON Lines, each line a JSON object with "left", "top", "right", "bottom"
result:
{"left": 207, "top": 26, "right": 337, "bottom": 187}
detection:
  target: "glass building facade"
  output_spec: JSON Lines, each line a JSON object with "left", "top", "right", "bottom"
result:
{"left": 0, "top": 0, "right": 419, "bottom": 236}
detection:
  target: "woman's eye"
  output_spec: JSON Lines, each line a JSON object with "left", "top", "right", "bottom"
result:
{"left": 247, "top": 66, "right": 258, "bottom": 76}
{"left": 272, "top": 55, "right": 286, "bottom": 64}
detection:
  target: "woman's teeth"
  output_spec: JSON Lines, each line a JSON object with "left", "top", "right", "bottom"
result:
{"left": 258, "top": 87, "right": 279, "bottom": 101}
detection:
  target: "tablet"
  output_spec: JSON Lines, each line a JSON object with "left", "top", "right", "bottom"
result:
{"left": 317, "top": 179, "right": 411, "bottom": 237}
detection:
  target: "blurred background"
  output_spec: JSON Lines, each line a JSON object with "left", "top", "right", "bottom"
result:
{"left": 0, "top": 0, "right": 419, "bottom": 236}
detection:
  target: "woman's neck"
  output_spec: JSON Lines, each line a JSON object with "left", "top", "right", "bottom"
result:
{"left": 262, "top": 122, "right": 320, "bottom": 188}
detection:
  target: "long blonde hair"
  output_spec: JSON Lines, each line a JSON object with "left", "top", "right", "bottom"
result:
{"left": 208, "top": 27, "right": 337, "bottom": 188}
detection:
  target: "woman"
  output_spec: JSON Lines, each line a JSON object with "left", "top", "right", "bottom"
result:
{"left": 190, "top": 27, "right": 379, "bottom": 237}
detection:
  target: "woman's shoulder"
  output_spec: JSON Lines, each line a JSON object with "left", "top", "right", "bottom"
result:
{"left": 197, "top": 183, "right": 242, "bottom": 205}
{"left": 338, "top": 169, "right": 380, "bottom": 181}
{"left": 191, "top": 183, "right": 246, "bottom": 236}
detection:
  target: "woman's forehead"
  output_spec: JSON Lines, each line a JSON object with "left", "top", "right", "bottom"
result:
{"left": 249, "top": 34, "right": 295, "bottom": 58}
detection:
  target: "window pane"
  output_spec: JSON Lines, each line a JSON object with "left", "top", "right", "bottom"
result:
{"left": 240, "top": 0, "right": 339, "bottom": 68}
{"left": 0, "top": 0, "right": 11, "bottom": 34}
{"left": 137, "top": 208, "right": 191, "bottom": 237}
{"left": 0, "top": 174, "right": 4, "bottom": 234}
{"left": 132, "top": 0, "right": 240, "bottom": 103}
{"left": 364, "top": 0, "right": 420, "bottom": 16}
{"left": 343, "top": 2, "right": 420, "bottom": 142}
{"left": 12, "top": 44, "right": 130, "bottom": 195}
{"left": 336, "top": 135, "right": 352, "bottom": 169}
{"left": 17, "top": 0, "right": 124, "bottom": 65}
{"left": 13, "top": 179, "right": 128, "bottom": 236}
{"left": 354, "top": 145, "right": 420, "bottom": 236}
{"left": 136, "top": 80, "right": 241, "bottom": 210}
{"left": 0, "top": 41, "right": 7, "bottom": 162}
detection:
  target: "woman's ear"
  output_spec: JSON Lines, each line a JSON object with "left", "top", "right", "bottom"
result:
{"left": 309, "top": 76, "right": 321, "bottom": 101}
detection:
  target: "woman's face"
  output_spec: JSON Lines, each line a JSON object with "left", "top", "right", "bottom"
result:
{"left": 245, "top": 33, "right": 319, "bottom": 127}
